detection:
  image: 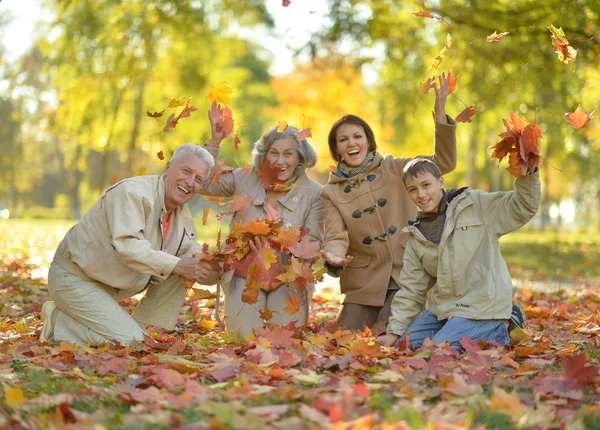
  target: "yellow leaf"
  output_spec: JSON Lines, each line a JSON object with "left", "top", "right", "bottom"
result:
{"left": 135, "top": 167, "right": 149, "bottom": 176}
{"left": 14, "top": 323, "right": 28, "bottom": 333}
{"left": 202, "top": 207, "right": 210, "bottom": 226}
{"left": 293, "top": 371, "right": 325, "bottom": 386}
{"left": 168, "top": 97, "right": 191, "bottom": 108}
{"left": 187, "top": 288, "right": 214, "bottom": 302}
{"left": 276, "top": 268, "right": 297, "bottom": 284}
{"left": 277, "top": 120, "right": 288, "bottom": 132}
{"left": 206, "top": 81, "right": 233, "bottom": 106}
{"left": 199, "top": 318, "right": 218, "bottom": 330}
{"left": 372, "top": 370, "right": 403, "bottom": 383}
{"left": 5, "top": 386, "right": 25, "bottom": 408}
{"left": 261, "top": 247, "right": 278, "bottom": 270}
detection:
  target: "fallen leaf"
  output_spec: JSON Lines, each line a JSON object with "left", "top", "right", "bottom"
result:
{"left": 4, "top": 386, "right": 25, "bottom": 408}
{"left": 283, "top": 292, "right": 301, "bottom": 315}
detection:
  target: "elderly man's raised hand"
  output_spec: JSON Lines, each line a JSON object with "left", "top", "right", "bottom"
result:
{"left": 207, "top": 102, "right": 227, "bottom": 148}
{"left": 173, "top": 258, "right": 212, "bottom": 284}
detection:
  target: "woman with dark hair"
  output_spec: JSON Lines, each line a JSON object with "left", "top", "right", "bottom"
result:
{"left": 320, "top": 72, "right": 458, "bottom": 333}
{"left": 200, "top": 112, "right": 322, "bottom": 336}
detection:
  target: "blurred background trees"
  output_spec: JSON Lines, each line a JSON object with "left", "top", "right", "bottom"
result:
{"left": 0, "top": 0, "right": 598, "bottom": 230}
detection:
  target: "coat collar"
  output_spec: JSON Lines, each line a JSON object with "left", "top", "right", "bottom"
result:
{"left": 326, "top": 153, "right": 384, "bottom": 184}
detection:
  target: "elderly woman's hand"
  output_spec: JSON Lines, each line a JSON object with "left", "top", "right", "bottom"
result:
{"left": 248, "top": 236, "right": 267, "bottom": 256}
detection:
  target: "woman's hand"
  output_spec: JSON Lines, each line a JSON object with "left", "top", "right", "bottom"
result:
{"left": 378, "top": 333, "right": 399, "bottom": 347}
{"left": 207, "top": 102, "right": 227, "bottom": 147}
{"left": 248, "top": 236, "right": 267, "bottom": 256}
{"left": 320, "top": 251, "right": 353, "bottom": 267}
{"left": 433, "top": 71, "right": 452, "bottom": 125}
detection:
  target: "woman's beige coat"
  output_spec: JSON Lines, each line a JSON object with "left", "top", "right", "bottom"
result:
{"left": 387, "top": 172, "right": 541, "bottom": 336}
{"left": 320, "top": 117, "right": 457, "bottom": 307}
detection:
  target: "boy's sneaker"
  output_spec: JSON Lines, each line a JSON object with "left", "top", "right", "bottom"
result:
{"left": 39, "top": 301, "right": 57, "bottom": 343}
{"left": 508, "top": 303, "right": 527, "bottom": 334}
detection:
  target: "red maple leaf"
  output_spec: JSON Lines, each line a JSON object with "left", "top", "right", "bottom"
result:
{"left": 233, "top": 129, "right": 241, "bottom": 150}
{"left": 492, "top": 111, "right": 542, "bottom": 176}
{"left": 456, "top": 105, "right": 476, "bottom": 123}
{"left": 562, "top": 353, "right": 599, "bottom": 386}
{"left": 564, "top": 105, "right": 595, "bottom": 128}
{"left": 295, "top": 128, "right": 312, "bottom": 141}
{"left": 257, "top": 160, "right": 284, "bottom": 188}
{"left": 290, "top": 235, "right": 320, "bottom": 259}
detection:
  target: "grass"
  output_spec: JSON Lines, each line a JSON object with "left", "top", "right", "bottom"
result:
{"left": 0, "top": 219, "right": 598, "bottom": 286}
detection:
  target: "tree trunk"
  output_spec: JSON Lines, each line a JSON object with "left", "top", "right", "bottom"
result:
{"left": 125, "top": 79, "right": 146, "bottom": 177}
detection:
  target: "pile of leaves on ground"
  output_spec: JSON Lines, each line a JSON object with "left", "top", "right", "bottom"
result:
{"left": 1, "top": 258, "right": 599, "bottom": 429}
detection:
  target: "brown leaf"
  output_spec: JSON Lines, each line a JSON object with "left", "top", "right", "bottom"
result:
{"left": 147, "top": 110, "right": 165, "bottom": 118}
{"left": 455, "top": 105, "right": 476, "bottom": 123}
{"left": 487, "top": 31, "right": 510, "bottom": 42}
{"left": 157, "top": 150, "right": 165, "bottom": 161}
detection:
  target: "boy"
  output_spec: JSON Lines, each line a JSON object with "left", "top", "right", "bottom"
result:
{"left": 379, "top": 158, "right": 540, "bottom": 349}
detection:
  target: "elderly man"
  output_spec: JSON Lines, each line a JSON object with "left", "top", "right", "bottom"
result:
{"left": 39, "top": 143, "right": 218, "bottom": 346}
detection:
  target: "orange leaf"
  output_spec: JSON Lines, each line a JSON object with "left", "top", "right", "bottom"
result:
{"left": 203, "top": 195, "right": 225, "bottom": 202}
{"left": 277, "top": 120, "right": 288, "bottom": 132}
{"left": 157, "top": 150, "right": 165, "bottom": 161}
{"left": 447, "top": 71, "right": 458, "bottom": 94}
{"left": 455, "top": 105, "right": 476, "bottom": 123}
{"left": 233, "top": 130, "right": 241, "bottom": 150}
{"left": 328, "top": 165, "right": 337, "bottom": 173}
{"left": 209, "top": 159, "right": 233, "bottom": 186}
{"left": 241, "top": 164, "right": 253, "bottom": 173}
{"left": 242, "top": 284, "right": 261, "bottom": 305}
{"left": 486, "top": 31, "right": 510, "bottom": 42}
{"left": 548, "top": 25, "right": 578, "bottom": 64}
{"left": 282, "top": 0, "right": 291, "bottom": 6}
{"left": 413, "top": 10, "right": 439, "bottom": 20}
{"left": 227, "top": 194, "right": 254, "bottom": 214}
{"left": 202, "top": 207, "right": 210, "bottom": 225}
{"left": 243, "top": 219, "right": 272, "bottom": 236}
{"left": 283, "top": 291, "right": 301, "bottom": 315}
{"left": 110, "top": 174, "right": 120, "bottom": 186}
{"left": 147, "top": 110, "right": 165, "bottom": 118}
{"left": 564, "top": 105, "right": 594, "bottom": 129}
{"left": 427, "top": 35, "right": 451, "bottom": 75}
{"left": 491, "top": 139, "right": 515, "bottom": 163}
{"left": 295, "top": 128, "right": 312, "bottom": 141}
{"left": 259, "top": 308, "right": 273, "bottom": 321}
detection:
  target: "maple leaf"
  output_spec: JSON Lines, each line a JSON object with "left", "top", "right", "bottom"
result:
{"left": 548, "top": 25, "right": 578, "bottom": 64}
{"left": 4, "top": 386, "right": 25, "bottom": 408}
{"left": 202, "top": 207, "right": 210, "bottom": 225}
{"left": 242, "top": 284, "right": 261, "bottom": 305}
{"left": 427, "top": 34, "right": 451, "bottom": 75}
{"left": 290, "top": 235, "right": 320, "bottom": 259}
{"left": 258, "top": 308, "right": 273, "bottom": 321}
{"left": 491, "top": 139, "right": 515, "bottom": 163}
{"left": 420, "top": 76, "right": 436, "bottom": 95}
{"left": 157, "top": 150, "right": 164, "bottom": 161}
{"left": 257, "top": 160, "right": 284, "bottom": 189}
{"left": 241, "top": 164, "right": 253, "bottom": 173}
{"left": 413, "top": 11, "right": 439, "bottom": 20}
{"left": 277, "top": 120, "right": 288, "bottom": 132}
{"left": 486, "top": 31, "right": 510, "bottom": 42}
{"left": 168, "top": 97, "right": 192, "bottom": 108}
{"left": 226, "top": 194, "right": 253, "bottom": 214}
{"left": 135, "top": 167, "right": 149, "bottom": 176}
{"left": 283, "top": 291, "right": 301, "bottom": 315}
{"left": 206, "top": 81, "right": 233, "bottom": 106}
{"left": 564, "top": 105, "right": 595, "bottom": 128}
{"left": 455, "top": 105, "right": 476, "bottom": 123}
{"left": 282, "top": 0, "right": 291, "bottom": 6}
{"left": 233, "top": 129, "right": 241, "bottom": 150}
{"left": 220, "top": 107, "right": 234, "bottom": 138}
{"left": 147, "top": 110, "right": 165, "bottom": 118}
{"left": 163, "top": 113, "right": 178, "bottom": 132}
{"left": 295, "top": 128, "right": 312, "bottom": 141}
{"left": 447, "top": 71, "right": 458, "bottom": 94}
{"left": 561, "top": 353, "right": 599, "bottom": 385}
{"left": 209, "top": 159, "right": 233, "bottom": 186}
{"left": 202, "top": 195, "right": 225, "bottom": 202}
{"left": 261, "top": 246, "right": 278, "bottom": 270}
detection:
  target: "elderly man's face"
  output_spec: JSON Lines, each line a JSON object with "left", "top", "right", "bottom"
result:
{"left": 163, "top": 154, "right": 209, "bottom": 213}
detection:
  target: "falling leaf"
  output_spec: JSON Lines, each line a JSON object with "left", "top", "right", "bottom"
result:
{"left": 227, "top": 194, "right": 254, "bottom": 214}
{"left": 447, "top": 71, "right": 458, "bottom": 94}
{"left": 427, "top": 34, "right": 451, "bottom": 74}
{"left": 295, "top": 128, "right": 312, "bottom": 140}
{"left": 209, "top": 159, "right": 233, "bottom": 186}
{"left": 203, "top": 195, "right": 225, "bottom": 202}
{"left": 283, "top": 292, "right": 301, "bottom": 315}
{"left": 168, "top": 97, "right": 192, "bottom": 108}
{"left": 420, "top": 76, "right": 436, "bottom": 95}
{"left": 259, "top": 308, "right": 273, "bottom": 321}
{"left": 110, "top": 174, "right": 120, "bottom": 186}
{"left": 455, "top": 105, "right": 476, "bottom": 123}
{"left": 147, "top": 110, "right": 165, "bottom": 118}
{"left": 206, "top": 81, "right": 233, "bottom": 106}
{"left": 163, "top": 114, "right": 178, "bottom": 132}
{"left": 157, "top": 151, "right": 164, "bottom": 161}
{"left": 202, "top": 207, "right": 210, "bottom": 225}
{"left": 328, "top": 165, "right": 337, "bottom": 173}
{"left": 548, "top": 24, "right": 578, "bottom": 64}
{"left": 233, "top": 130, "right": 241, "bottom": 150}
{"left": 242, "top": 164, "right": 253, "bottom": 173}
{"left": 282, "top": 0, "right": 291, "bottom": 6}
{"left": 277, "top": 120, "right": 288, "bottom": 132}
{"left": 413, "top": 11, "right": 439, "bottom": 20}
{"left": 135, "top": 167, "right": 149, "bottom": 176}
{"left": 487, "top": 31, "right": 510, "bottom": 42}
{"left": 564, "top": 105, "right": 595, "bottom": 128}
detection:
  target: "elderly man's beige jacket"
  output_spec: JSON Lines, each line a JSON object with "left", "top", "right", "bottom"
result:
{"left": 387, "top": 172, "right": 541, "bottom": 336}
{"left": 54, "top": 176, "right": 202, "bottom": 291}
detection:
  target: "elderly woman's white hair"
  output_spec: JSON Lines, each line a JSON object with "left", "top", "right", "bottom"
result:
{"left": 251, "top": 125, "right": 317, "bottom": 174}
{"left": 170, "top": 143, "right": 215, "bottom": 178}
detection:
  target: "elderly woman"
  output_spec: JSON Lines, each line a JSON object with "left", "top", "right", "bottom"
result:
{"left": 201, "top": 113, "right": 322, "bottom": 336}
{"left": 320, "top": 72, "right": 457, "bottom": 333}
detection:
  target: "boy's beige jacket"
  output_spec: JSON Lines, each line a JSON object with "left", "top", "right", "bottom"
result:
{"left": 54, "top": 176, "right": 202, "bottom": 291}
{"left": 320, "top": 117, "right": 457, "bottom": 307}
{"left": 387, "top": 172, "right": 541, "bottom": 336}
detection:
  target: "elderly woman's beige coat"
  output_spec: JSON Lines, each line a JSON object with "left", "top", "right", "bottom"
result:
{"left": 320, "top": 118, "right": 457, "bottom": 307}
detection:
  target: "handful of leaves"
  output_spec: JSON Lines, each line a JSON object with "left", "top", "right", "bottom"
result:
{"left": 491, "top": 112, "right": 542, "bottom": 177}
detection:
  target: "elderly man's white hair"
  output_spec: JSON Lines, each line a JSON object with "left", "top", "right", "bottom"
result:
{"left": 170, "top": 143, "right": 215, "bottom": 178}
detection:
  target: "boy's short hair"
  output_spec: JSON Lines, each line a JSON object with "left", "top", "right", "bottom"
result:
{"left": 403, "top": 158, "right": 442, "bottom": 184}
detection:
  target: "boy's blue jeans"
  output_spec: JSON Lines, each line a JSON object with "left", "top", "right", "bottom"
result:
{"left": 398, "top": 310, "right": 510, "bottom": 350}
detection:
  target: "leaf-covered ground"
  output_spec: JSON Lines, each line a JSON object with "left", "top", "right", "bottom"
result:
{"left": 1, "top": 222, "right": 599, "bottom": 429}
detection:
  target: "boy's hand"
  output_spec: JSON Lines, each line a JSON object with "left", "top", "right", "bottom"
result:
{"left": 378, "top": 333, "right": 399, "bottom": 347}
{"left": 433, "top": 71, "right": 452, "bottom": 124}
